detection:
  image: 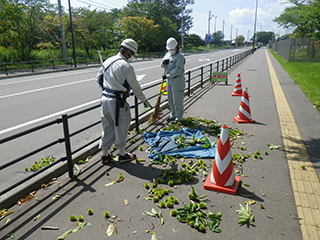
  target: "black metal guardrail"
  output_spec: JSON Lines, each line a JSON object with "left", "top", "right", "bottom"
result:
{"left": 0, "top": 49, "right": 214, "bottom": 77}
{"left": 0, "top": 48, "right": 253, "bottom": 198}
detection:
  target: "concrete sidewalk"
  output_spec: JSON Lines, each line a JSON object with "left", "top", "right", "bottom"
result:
{"left": 1, "top": 48, "right": 319, "bottom": 240}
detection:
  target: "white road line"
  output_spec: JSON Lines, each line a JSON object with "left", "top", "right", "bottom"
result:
{"left": 0, "top": 78, "right": 94, "bottom": 99}
{"left": 137, "top": 74, "right": 146, "bottom": 81}
{"left": 0, "top": 99, "right": 100, "bottom": 135}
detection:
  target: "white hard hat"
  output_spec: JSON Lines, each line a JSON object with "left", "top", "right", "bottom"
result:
{"left": 166, "top": 37, "right": 178, "bottom": 50}
{"left": 120, "top": 38, "right": 138, "bottom": 54}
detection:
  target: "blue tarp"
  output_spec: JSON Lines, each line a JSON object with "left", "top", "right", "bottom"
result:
{"left": 143, "top": 128, "right": 217, "bottom": 160}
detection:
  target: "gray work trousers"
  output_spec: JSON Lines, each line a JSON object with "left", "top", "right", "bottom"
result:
{"left": 99, "top": 95, "right": 131, "bottom": 152}
{"left": 167, "top": 77, "right": 185, "bottom": 120}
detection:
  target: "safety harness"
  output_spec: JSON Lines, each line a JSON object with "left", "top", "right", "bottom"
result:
{"left": 99, "top": 58, "right": 131, "bottom": 127}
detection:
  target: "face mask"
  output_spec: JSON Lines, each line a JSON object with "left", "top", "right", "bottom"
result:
{"left": 128, "top": 55, "right": 134, "bottom": 62}
{"left": 169, "top": 50, "right": 176, "bottom": 55}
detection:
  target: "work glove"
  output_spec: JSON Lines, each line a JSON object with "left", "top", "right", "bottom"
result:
{"left": 162, "top": 75, "right": 167, "bottom": 80}
{"left": 162, "top": 59, "right": 169, "bottom": 65}
{"left": 143, "top": 100, "right": 152, "bottom": 108}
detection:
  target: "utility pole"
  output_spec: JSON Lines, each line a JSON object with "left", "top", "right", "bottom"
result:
{"left": 68, "top": 0, "right": 77, "bottom": 67}
{"left": 181, "top": 1, "right": 184, "bottom": 53}
{"left": 247, "top": 30, "right": 250, "bottom": 45}
{"left": 222, "top": 20, "right": 225, "bottom": 47}
{"left": 214, "top": 16, "right": 217, "bottom": 33}
{"left": 253, "top": 0, "right": 258, "bottom": 53}
{"left": 58, "top": 0, "right": 67, "bottom": 62}
{"left": 230, "top": 24, "right": 233, "bottom": 42}
{"left": 207, "top": 11, "right": 212, "bottom": 52}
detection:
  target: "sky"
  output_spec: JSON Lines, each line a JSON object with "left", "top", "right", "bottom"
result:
{"left": 50, "top": 0, "right": 294, "bottom": 41}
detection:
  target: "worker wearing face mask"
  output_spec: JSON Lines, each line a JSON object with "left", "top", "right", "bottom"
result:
{"left": 161, "top": 37, "right": 186, "bottom": 122}
{"left": 96, "top": 38, "right": 152, "bottom": 163}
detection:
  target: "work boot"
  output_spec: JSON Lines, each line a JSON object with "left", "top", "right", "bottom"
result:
{"left": 118, "top": 152, "right": 137, "bottom": 163}
{"left": 101, "top": 154, "right": 113, "bottom": 164}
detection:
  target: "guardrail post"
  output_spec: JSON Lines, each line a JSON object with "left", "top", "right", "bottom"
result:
{"left": 188, "top": 71, "right": 191, "bottom": 97}
{"left": 62, "top": 114, "right": 73, "bottom": 178}
{"left": 200, "top": 66, "right": 203, "bottom": 88}
{"left": 216, "top": 61, "right": 219, "bottom": 72}
{"left": 222, "top": 59, "right": 224, "bottom": 71}
{"left": 226, "top": 58, "right": 228, "bottom": 70}
{"left": 134, "top": 97, "right": 139, "bottom": 132}
{"left": 209, "top": 63, "right": 212, "bottom": 79}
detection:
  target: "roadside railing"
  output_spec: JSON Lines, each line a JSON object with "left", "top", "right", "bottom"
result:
{"left": 0, "top": 49, "right": 219, "bottom": 77}
{"left": 0, "top": 48, "right": 253, "bottom": 206}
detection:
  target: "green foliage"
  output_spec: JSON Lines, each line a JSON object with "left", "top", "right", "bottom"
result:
{"left": 0, "top": 0, "right": 202, "bottom": 61}
{"left": 252, "top": 31, "right": 275, "bottom": 45}
{"left": 77, "top": 215, "right": 84, "bottom": 222}
{"left": 235, "top": 35, "right": 245, "bottom": 46}
{"left": 270, "top": 49, "right": 320, "bottom": 112}
{"left": 27, "top": 156, "right": 55, "bottom": 172}
{"left": 236, "top": 203, "right": 255, "bottom": 226}
{"left": 273, "top": 0, "right": 320, "bottom": 40}
{"left": 211, "top": 31, "right": 224, "bottom": 46}
{"left": 184, "top": 34, "right": 205, "bottom": 47}
{"left": 174, "top": 201, "right": 222, "bottom": 233}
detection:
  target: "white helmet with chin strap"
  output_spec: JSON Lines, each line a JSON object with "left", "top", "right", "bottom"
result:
{"left": 120, "top": 38, "right": 138, "bottom": 55}
{"left": 166, "top": 37, "right": 178, "bottom": 50}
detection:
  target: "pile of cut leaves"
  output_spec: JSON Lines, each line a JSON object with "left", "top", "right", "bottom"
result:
{"left": 160, "top": 117, "right": 243, "bottom": 139}
{"left": 173, "top": 134, "right": 212, "bottom": 149}
{"left": 170, "top": 186, "right": 222, "bottom": 233}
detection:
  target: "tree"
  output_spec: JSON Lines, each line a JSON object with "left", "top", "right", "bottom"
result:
{"left": 252, "top": 31, "right": 274, "bottom": 45}
{"left": 184, "top": 34, "right": 204, "bottom": 48}
{"left": 235, "top": 35, "right": 245, "bottom": 46}
{"left": 211, "top": 31, "right": 224, "bottom": 46}
{"left": 273, "top": 0, "right": 320, "bottom": 40}
{"left": 128, "top": 0, "right": 194, "bottom": 34}
{"left": 121, "top": 1, "right": 179, "bottom": 51}
{"left": 0, "top": 0, "right": 56, "bottom": 60}
{"left": 118, "top": 16, "right": 160, "bottom": 52}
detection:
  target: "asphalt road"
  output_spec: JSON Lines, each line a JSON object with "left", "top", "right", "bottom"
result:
{"left": 0, "top": 48, "right": 249, "bottom": 193}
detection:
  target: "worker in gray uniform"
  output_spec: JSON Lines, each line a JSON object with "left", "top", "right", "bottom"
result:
{"left": 161, "top": 37, "right": 186, "bottom": 122}
{"left": 96, "top": 38, "right": 152, "bottom": 163}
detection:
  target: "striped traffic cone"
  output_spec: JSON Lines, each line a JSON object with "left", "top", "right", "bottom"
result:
{"left": 231, "top": 73, "right": 242, "bottom": 96}
{"left": 204, "top": 125, "right": 241, "bottom": 195}
{"left": 234, "top": 87, "right": 255, "bottom": 123}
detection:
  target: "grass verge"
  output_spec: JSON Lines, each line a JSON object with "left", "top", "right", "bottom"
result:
{"left": 269, "top": 49, "right": 320, "bottom": 112}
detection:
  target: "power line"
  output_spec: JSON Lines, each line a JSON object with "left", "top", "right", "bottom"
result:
{"left": 84, "top": 0, "right": 122, "bottom": 9}
{"left": 75, "top": 0, "right": 114, "bottom": 10}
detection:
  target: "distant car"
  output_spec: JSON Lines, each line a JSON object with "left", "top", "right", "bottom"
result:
{"left": 257, "top": 42, "right": 263, "bottom": 49}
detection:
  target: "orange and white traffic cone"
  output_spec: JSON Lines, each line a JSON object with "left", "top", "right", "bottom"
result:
{"left": 234, "top": 87, "right": 255, "bottom": 123}
{"left": 204, "top": 125, "right": 241, "bottom": 195}
{"left": 231, "top": 73, "right": 242, "bottom": 96}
